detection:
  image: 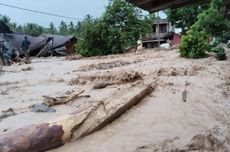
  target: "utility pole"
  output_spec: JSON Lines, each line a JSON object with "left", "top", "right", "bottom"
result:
{"left": 157, "top": 11, "right": 160, "bottom": 47}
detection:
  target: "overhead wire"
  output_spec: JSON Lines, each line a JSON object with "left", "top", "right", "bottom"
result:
{"left": 0, "top": 2, "right": 82, "bottom": 21}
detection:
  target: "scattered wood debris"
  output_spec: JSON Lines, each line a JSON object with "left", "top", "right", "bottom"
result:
{"left": 70, "top": 70, "right": 143, "bottom": 85}
{"left": 43, "top": 90, "right": 84, "bottom": 106}
{"left": 77, "top": 60, "right": 142, "bottom": 71}
{"left": 0, "top": 84, "right": 154, "bottom": 152}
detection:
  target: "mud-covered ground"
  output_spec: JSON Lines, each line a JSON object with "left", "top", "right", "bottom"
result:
{"left": 0, "top": 48, "right": 230, "bottom": 151}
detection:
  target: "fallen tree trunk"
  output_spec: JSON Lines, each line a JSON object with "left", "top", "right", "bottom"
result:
{"left": 0, "top": 84, "right": 154, "bottom": 152}
{"left": 0, "top": 123, "right": 64, "bottom": 152}
{"left": 73, "top": 84, "right": 154, "bottom": 139}
{"left": 0, "top": 106, "right": 93, "bottom": 152}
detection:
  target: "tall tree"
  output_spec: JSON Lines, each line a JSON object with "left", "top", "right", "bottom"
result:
{"left": 16, "top": 25, "right": 23, "bottom": 33}
{"left": 58, "top": 21, "right": 68, "bottom": 35}
{"left": 179, "top": 0, "right": 228, "bottom": 59}
{"left": 102, "top": 0, "right": 152, "bottom": 53}
{"left": 77, "top": 0, "right": 152, "bottom": 56}
{"left": 23, "top": 23, "right": 44, "bottom": 36}
{"left": 165, "top": 2, "right": 209, "bottom": 33}
{"left": 75, "top": 21, "right": 82, "bottom": 37}
{"left": 0, "top": 15, "right": 11, "bottom": 26}
{"left": 68, "top": 21, "right": 75, "bottom": 35}
{"left": 48, "top": 22, "right": 57, "bottom": 34}
{"left": 0, "top": 15, "right": 21, "bottom": 32}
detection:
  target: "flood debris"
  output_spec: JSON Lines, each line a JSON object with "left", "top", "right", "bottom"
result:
{"left": 43, "top": 90, "right": 84, "bottom": 106}
{"left": 182, "top": 81, "right": 188, "bottom": 102}
{"left": 77, "top": 60, "right": 142, "bottom": 71}
{"left": 0, "top": 83, "right": 154, "bottom": 151}
{"left": 0, "top": 21, "right": 78, "bottom": 66}
{"left": 187, "top": 131, "right": 227, "bottom": 151}
{"left": 0, "top": 123, "right": 64, "bottom": 152}
{"left": 153, "top": 66, "right": 205, "bottom": 77}
{"left": 135, "top": 137, "right": 180, "bottom": 152}
{"left": 73, "top": 84, "right": 154, "bottom": 139}
{"left": 70, "top": 70, "right": 143, "bottom": 85}
{"left": 182, "top": 90, "right": 187, "bottom": 102}
{"left": 136, "top": 126, "right": 230, "bottom": 152}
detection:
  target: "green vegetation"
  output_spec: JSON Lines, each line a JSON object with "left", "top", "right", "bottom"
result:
{"left": 211, "top": 46, "right": 227, "bottom": 60}
{"left": 179, "top": 25, "right": 209, "bottom": 58}
{"left": 165, "top": 2, "right": 209, "bottom": 34}
{"left": 0, "top": 0, "right": 152, "bottom": 57}
{"left": 179, "top": 0, "right": 228, "bottom": 60}
{"left": 77, "top": 0, "right": 152, "bottom": 56}
{"left": 0, "top": 15, "right": 77, "bottom": 36}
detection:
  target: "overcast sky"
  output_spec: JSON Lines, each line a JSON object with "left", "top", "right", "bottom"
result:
{"left": 0, "top": 0, "right": 168, "bottom": 28}
{"left": 0, "top": 0, "right": 109, "bottom": 27}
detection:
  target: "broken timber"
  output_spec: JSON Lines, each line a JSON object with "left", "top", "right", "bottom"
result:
{"left": 43, "top": 90, "right": 84, "bottom": 106}
{"left": 0, "top": 84, "right": 154, "bottom": 152}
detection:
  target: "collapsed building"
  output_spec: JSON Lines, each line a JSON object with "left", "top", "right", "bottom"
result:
{"left": 0, "top": 21, "right": 77, "bottom": 57}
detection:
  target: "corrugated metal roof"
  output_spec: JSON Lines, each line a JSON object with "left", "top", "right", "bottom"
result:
{"left": 41, "top": 34, "right": 77, "bottom": 50}
{"left": 3, "top": 33, "right": 51, "bottom": 55}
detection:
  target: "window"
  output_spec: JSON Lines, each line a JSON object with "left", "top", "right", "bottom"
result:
{"left": 159, "top": 24, "right": 167, "bottom": 34}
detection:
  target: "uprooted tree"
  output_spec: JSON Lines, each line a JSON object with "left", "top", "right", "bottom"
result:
{"left": 179, "top": 0, "right": 229, "bottom": 59}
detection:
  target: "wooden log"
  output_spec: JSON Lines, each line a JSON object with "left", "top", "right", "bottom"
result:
{"left": 73, "top": 84, "right": 154, "bottom": 139}
{"left": 0, "top": 84, "right": 155, "bottom": 152}
{"left": 0, "top": 123, "right": 64, "bottom": 152}
{"left": 0, "top": 105, "right": 94, "bottom": 152}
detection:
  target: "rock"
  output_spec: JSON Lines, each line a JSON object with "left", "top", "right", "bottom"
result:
{"left": 32, "top": 103, "right": 56, "bottom": 113}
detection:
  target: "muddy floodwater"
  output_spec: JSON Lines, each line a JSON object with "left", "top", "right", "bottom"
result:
{"left": 1, "top": 48, "right": 230, "bottom": 151}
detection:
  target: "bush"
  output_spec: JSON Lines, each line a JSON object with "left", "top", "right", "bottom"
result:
{"left": 179, "top": 25, "right": 210, "bottom": 58}
{"left": 211, "top": 37, "right": 222, "bottom": 48}
{"left": 221, "top": 32, "right": 230, "bottom": 44}
{"left": 211, "top": 46, "right": 227, "bottom": 60}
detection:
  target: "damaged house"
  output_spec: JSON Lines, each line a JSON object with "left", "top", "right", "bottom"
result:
{"left": 142, "top": 19, "right": 181, "bottom": 48}
{"left": 0, "top": 21, "right": 77, "bottom": 57}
